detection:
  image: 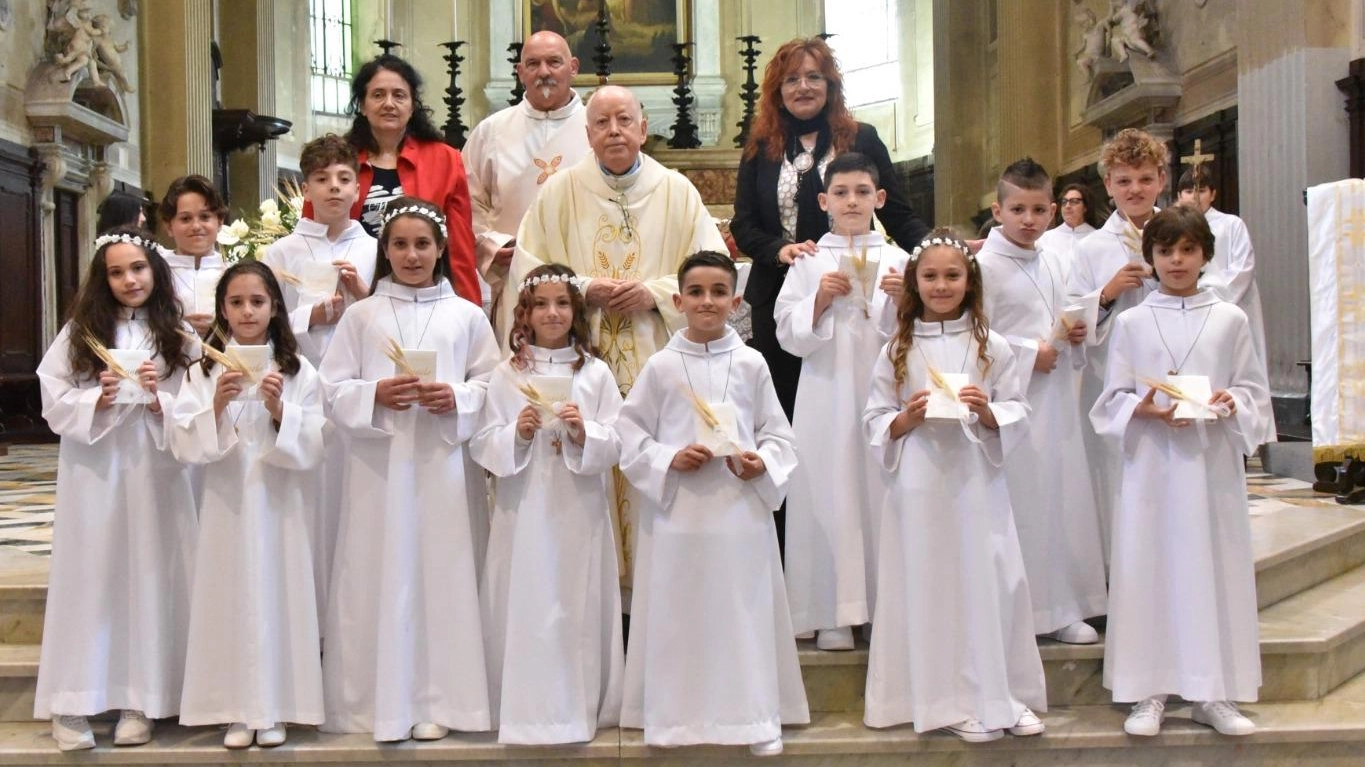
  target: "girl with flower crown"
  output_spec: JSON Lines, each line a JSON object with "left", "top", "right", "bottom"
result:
{"left": 861, "top": 229, "right": 1047, "bottom": 743}
{"left": 35, "top": 226, "right": 199, "bottom": 751}
{"left": 317, "top": 196, "right": 500, "bottom": 742}
{"left": 469, "top": 263, "right": 625, "bottom": 745}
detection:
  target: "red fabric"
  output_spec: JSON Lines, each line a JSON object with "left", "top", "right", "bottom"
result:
{"left": 307, "top": 138, "right": 481, "bottom": 305}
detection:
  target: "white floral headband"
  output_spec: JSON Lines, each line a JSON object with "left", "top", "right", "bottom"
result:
{"left": 520, "top": 272, "right": 590, "bottom": 292}
{"left": 382, "top": 205, "right": 448, "bottom": 239}
{"left": 94, "top": 232, "right": 154, "bottom": 251}
{"left": 909, "top": 235, "right": 974, "bottom": 264}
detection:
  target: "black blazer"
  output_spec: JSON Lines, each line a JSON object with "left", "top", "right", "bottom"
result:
{"left": 731, "top": 123, "right": 929, "bottom": 308}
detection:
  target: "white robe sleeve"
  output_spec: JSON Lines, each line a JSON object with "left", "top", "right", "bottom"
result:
{"left": 168, "top": 365, "right": 239, "bottom": 464}
{"left": 978, "top": 337, "right": 1029, "bottom": 467}
{"left": 1218, "top": 309, "right": 1272, "bottom": 457}
{"left": 744, "top": 360, "right": 797, "bottom": 509}
{"left": 439, "top": 315, "right": 500, "bottom": 447}
{"left": 562, "top": 362, "right": 623, "bottom": 476}
{"left": 37, "top": 326, "right": 121, "bottom": 445}
{"left": 319, "top": 309, "right": 390, "bottom": 438}
{"left": 1067, "top": 239, "right": 1114, "bottom": 345}
{"left": 775, "top": 257, "right": 834, "bottom": 358}
{"left": 259, "top": 360, "right": 327, "bottom": 471}
{"left": 862, "top": 347, "right": 906, "bottom": 473}
{"left": 616, "top": 364, "right": 682, "bottom": 508}
{"left": 1215, "top": 217, "right": 1257, "bottom": 306}
{"left": 261, "top": 242, "right": 316, "bottom": 338}
{"left": 465, "top": 124, "right": 516, "bottom": 282}
{"left": 469, "top": 364, "right": 534, "bottom": 478}
{"left": 1089, "top": 315, "right": 1144, "bottom": 455}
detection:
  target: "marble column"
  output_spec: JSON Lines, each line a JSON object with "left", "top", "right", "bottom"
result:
{"left": 931, "top": 0, "right": 990, "bottom": 225}
{"left": 138, "top": 0, "right": 214, "bottom": 206}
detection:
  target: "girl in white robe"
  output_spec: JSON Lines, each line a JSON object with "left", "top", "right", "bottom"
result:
{"left": 470, "top": 264, "right": 625, "bottom": 745}
{"left": 1091, "top": 207, "right": 1269, "bottom": 737}
{"left": 616, "top": 252, "right": 808, "bottom": 756}
{"left": 318, "top": 197, "right": 500, "bottom": 742}
{"left": 776, "top": 227, "right": 907, "bottom": 648}
{"left": 861, "top": 231, "right": 1046, "bottom": 743}
{"left": 34, "top": 228, "right": 199, "bottom": 751}
{"left": 172, "top": 261, "right": 327, "bottom": 748}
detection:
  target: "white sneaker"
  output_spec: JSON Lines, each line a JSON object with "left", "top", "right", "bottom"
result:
{"left": 1051, "top": 621, "right": 1100, "bottom": 644}
{"left": 113, "top": 710, "right": 153, "bottom": 746}
{"left": 52, "top": 715, "right": 95, "bottom": 751}
{"left": 256, "top": 723, "right": 287, "bottom": 747}
{"left": 1124, "top": 697, "right": 1166, "bottom": 736}
{"left": 748, "top": 737, "right": 783, "bottom": 756}
{"left": 1009, "top": 707, "right": 1045, "bottom": 736}
{"left": 942, "top": 719, "right": 1004, "bottom": 743}
{"left": 1192, "top": 701, "right": 1255, "bottom": 736}
{"left": 223, "top": 722, "right": 254, "bottom": 749}
{"left": 411, "top": 722, "right": 449, "bottom": 740}
{"left": 816, "top": 626, "right": 855, "bottom": 651}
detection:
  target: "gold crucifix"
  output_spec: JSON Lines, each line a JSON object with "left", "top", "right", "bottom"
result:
{"left": 1181, "top": 139, "right": 1216, "bottom": 192}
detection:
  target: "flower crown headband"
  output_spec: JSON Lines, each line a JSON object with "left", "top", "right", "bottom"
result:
{"left": 520, "top": 272, "right": 590, "bottom": 292}
{"left": 94, "top": 232, "right": 155, "bottom": 251}
{"left": 909, "top": 235, "right": 974, "bottom": 264}
{"left": 382, "top": 205, "right": 448, "bottom": 239}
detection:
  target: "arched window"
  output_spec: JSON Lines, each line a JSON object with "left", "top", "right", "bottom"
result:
{"left": 310, "top": 0, "right": 354, "bottom": 115}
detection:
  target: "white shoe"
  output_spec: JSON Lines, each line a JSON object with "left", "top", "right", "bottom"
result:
{"left": 113, "top": 710, "right": 153, "bottom": 746}
{"left": 223, "top": 722, "right": 254, "bottom": 749}
{"left": 1009, "top": 707, "right": 1045, "bottom": 736}
{"left": 411, "top": 722, "right": 449, "bottom": 740}
{"left": 1124, "top": 697, "right": 1166, "bottom": 736}
{"left": 256, "top": 723, "right": 286, "bottom": 747}
{"left": 816, "top": 626, "right": 855, "bottom": 651}
{"left": 942, "top": 719, "right": 1004, "bottom": 743}
{"left": 52, "top": 715, "right": 95, "bottom": 751}
{"left": 1051, "top": 621, "right": 1100, "bottom": 644}
{"left": 748, "top": 737, "right": 783, "bottom": 756}
{"left": 1192, "top": 701, "right": 1255, "bottom": 736}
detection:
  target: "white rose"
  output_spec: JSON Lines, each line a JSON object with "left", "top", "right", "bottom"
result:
{"left": 259, "top": 198, "right": 279, "bottom": 215}
{"left": 261, "top": 210, "right": 282, "bottom": 229}
{"left": 216, "top": 226, "right": 241, "bottom": 246}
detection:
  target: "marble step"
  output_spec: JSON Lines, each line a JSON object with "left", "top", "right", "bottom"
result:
{"left": 802, "top": 561, "right": 1365, "bottom": 712}
{"left": 4, "top": 671, "right": 1365, "bottom": 766}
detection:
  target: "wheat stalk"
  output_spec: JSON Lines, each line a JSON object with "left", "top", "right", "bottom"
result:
{"left": 271, "top": 267, "right": 302, "bottom": 287}
{"left": 384, "top": 338, "right": 417, "bottom": 376}
{"left": 927, "top": 365, "right": 958, "bottom": 401}
{"left": 1054, "top": 315, "right": 1076, "bottom": 340}
{"left": 516, "top": 380, "right": 559, "bottom": 416}
{"left": 685, "top": 389, "right": 721, "bottom": 429}
{"left": 81, "top": 332, "right": 137, "bottom": 380}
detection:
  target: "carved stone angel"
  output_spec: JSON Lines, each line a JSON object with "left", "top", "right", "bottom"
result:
{"left": 1074, "top": 2, "right": 1108, "bottom": 81}
{"left": 1107, "top": 0, "right": 1156, "bottom": 63}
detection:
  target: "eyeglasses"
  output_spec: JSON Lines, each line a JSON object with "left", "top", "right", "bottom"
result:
{"left": 782, "top": 73, "right": 826, "bottom": 89}
{"left": 1060, "top": 197, "right": 1085, "bottom": 206}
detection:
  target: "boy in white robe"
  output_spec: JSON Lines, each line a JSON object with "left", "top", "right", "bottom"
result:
{"left": 979, "top": 159, "right": 1106, "bottom": 643}
{"left": 1067, "top": 129, "right": 1165, "bottom": 562}
{"left": 776, "top": 152, "right": 907, "bottom": 649}
{"left": 1091, "top": 206, "right": 1269, "bottom": 737}
{"left": 616, "top": 252, "right": 809, "bottom": 756}
{"left": 157, "top": 175, "right": 228, "bottom": 335}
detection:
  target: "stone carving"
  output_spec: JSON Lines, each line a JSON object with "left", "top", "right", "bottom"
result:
{"left": 1072, "top": 0, "right": 1159, "bottom": 81}
{"left": 46, "top": 0, "right": 135, "bottom": 93}
{"left": 1073, "top": 3, "right": 1106, "bottom": 82}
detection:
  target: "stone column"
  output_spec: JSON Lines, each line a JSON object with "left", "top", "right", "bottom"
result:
{"left": 219, "top": 0, "right": 279, "bottom": 211}
{"left": 995, "top": 0, "right": 1062, "bottom": 174}
{"left": 932, "top": 0, "right": 989, "bottom": 225}
{"left": 138, "top": 0, "right": 214, "bottom": 206}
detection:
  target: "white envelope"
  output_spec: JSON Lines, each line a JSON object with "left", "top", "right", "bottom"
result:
{"left": 925, "top": 372, "right": 970, "bottom": 420}
{"left": 399, "top": 349, "right": 437, "bottom": 383}
{"left": 193, "top": 270, "right": 221, "bottom": 315}
{"left": 297, "top": 261, "right": 340, "bottom": 306}
{"left": 838, "top": 252, "right": 880, "bottom": 307}
{"left": 1052, "top": 300, "right": 1095, "bottom": 342}
{"left": 229, "top": 345, "right": 272, "bottom": 401}
{"left": 1167, "top": 374, "right": 1218, "bottom": 420}
{"left": 109, "top": 349, "right": 152, "bottom": 404}
{"left": 695, "top": 400, "right": 742, "bottom": 457}
{"left": 529, "top": 374, "right": 573, "bottom": 427}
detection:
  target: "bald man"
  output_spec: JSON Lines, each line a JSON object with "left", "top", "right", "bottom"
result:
{"left": 465, "top": 31, "right": 590, "bottom": 326}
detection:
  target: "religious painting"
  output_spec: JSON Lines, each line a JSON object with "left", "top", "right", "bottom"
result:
{"left": 524, "top": 0, "right": 692, "bottom": 85}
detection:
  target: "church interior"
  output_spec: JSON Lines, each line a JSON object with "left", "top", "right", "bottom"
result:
{"left": 2, "top": 0, "right": 1365, "bottom": 763}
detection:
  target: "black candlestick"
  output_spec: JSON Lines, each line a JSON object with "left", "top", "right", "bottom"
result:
{"left": 374, "top": 39, "right": 402, "bottom": 56}
{"left": 667, "top": 43, "right": 701, "bottom": 149}
{"left": 592, "top": 0, "right": 613, "bottom": 84}
{"left": 507, "top": 42, "right": 525, "bottom": 106}
{"left": 735, "top": 35, "right": 761, "bottom": 149}
{"left": 817, "top": 32, "right": 836, "bottom": 41}
{"left": 440, "top": 41, "right": 469, "bottom": 149}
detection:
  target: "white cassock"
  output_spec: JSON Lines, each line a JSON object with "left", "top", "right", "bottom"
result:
{"left": 465, "top": 93, "right": 589, "bottom": 317}
{"left": 172, "top": 352, "right": 327, "bottom": 729}
{"left": 318, "top": 277, "right": 500, "bottom": 740}
{"left": 616, "top": 328, "right": 810, "bottom": 746}
{"left": 861, "top": 317, "right": 1046, "bottom": 732}
{"left": 1199, "top": 207, "right": 1275, "bottom": 444}
{"left": 775, "top": 231, "right": 906, "bottom": 634}
{"left": 470, "top": 350, "right": 625, "bottom": 744}
{"left": 1036, "top": 221, "right": 1096, "bottom": 273}
{"left": 163, "top": 250, "right": 226, "bottom": 318}
{"left": 1069, "top": 211, "right": 1158, "bottom": 563}
{"left": 1090, "top": 289, "right": 1268, "bottom": 703}
{"left": 980, "top": 228, "right": 1107, "bottom": 631}
{"left": 33, "top": 315, "right": 198, "bottom": 719}
{"left": 261, "top": 219, "right": 378, "bottom": 630}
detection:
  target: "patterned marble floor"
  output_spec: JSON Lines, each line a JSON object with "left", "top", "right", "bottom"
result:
{"left": 0, "top": 444, "right": 1356, "bottom": 558}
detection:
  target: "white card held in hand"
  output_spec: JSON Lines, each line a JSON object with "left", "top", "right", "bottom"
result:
{"left": 1167, "top": 374, "right": 1218, "bottom": 420}
{"left": 193, "top": 270, "right": 221, "bottom": 315}
{"left": 109, "top": 349, "right": 153, "bottom": 404}
{"left": 229, "top": 345, "right": 272, "bottom": 400}
{"left": 838, "top": 252, "right": 880, "bottom": 306}
{"left": 400, "top": 349, "right": 437, "bottom": 383}
{"left": 924, "top": 371, "right": 970, "bottom": 420}
{"left": 297, "top": 261, "right": 340, "bottom": 305}
{"left": 1052, "top": 302, "right": 1093, "bottom": 342}
{"left": 695, "top": 400, "right": 742, "bottom": 457}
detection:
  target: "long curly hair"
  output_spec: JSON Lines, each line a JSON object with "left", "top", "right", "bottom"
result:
{"left": 201, "top": 260, "right": 301, "bottom": 377}
{"left": 508, "top": 264, "right": 598, "bottom": 372}
{"left": 888, "top": 228, "right": 992, "bottom": 394}
{"left": 66, "top": 225, "right": 190, "bottom": 381}
{"left": 743, "top": 37, "right": 859, "bottom": 163}
{"left": 346, "top": 55, "right": 444, "bottom": 153}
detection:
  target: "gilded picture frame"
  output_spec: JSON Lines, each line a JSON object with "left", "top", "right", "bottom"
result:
{"left": 523, "top": 0, "right": 693, "bottom": 86}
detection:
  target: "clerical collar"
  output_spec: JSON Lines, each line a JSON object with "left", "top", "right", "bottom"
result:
{"left": 913, "top": 314, "right": 973, "bottom": 337}
{"left": 528, "top": 344, "right": 580, "bottom": 364}
{"left": 374, "top": 276, "right": 456, "bottom": 303}
{"left": 598, "top": 155, "right": 643, "bottom": 189}
{"left": 1145, "top": 288, "right": 1219, "bottom": 310}
{"left": 984, "top": 226, "right": 1039, "bottom": 261}
{"left": 669, "top": 326, "right": 743, "bottom": 356}
{"left": 523, "top": 91, "right": 582, "bottom": 120}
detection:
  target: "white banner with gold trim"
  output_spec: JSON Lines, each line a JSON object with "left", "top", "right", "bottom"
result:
{"left": 1308, "top": 179, "right": 1365, "bottom": 462}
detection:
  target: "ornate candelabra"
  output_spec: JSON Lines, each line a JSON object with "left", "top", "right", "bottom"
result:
{"left": 440, "top": 41, "right": 469, "bottom": 149}
{"left": 506, "top": 41, "right": 525, "bottom": 106}
{"left": 592, "top": 0, "right": 613, "bottom": 84}
{"left": 374, "top": 39, "right": 402, "bottom": 56}
{"left": 734, "top": 35, "right": 761, "bottom": 149}
{"left": 667, "top": 43, "right": 701, "bottom": 149}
